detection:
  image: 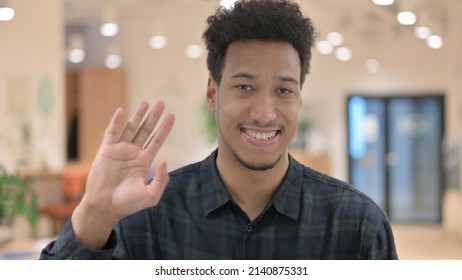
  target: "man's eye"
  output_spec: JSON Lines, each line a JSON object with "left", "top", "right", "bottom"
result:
{"left": 278, "top": 88, "right": 293, "bottom": 94}
{"left": 237, "top": 85, "right": 252, "bottom": 91}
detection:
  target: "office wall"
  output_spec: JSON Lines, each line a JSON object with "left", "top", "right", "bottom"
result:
{"left": 0, "top": 0, "right": 65, "bottom": 173}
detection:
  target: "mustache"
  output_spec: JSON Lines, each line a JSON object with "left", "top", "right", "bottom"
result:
{"left": 238, "top": 120, "right": 283, "bottom": 130}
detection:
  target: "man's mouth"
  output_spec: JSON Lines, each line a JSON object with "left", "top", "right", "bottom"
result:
{"left": 242, "top": 128, "right": 280, "bottom": 140}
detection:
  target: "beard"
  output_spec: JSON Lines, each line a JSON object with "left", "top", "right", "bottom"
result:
{"left": 232, "top": 149, "right": 283, "bottom": 171}
{"left": 220, "top": 134, "right": 284, "bottom": 171}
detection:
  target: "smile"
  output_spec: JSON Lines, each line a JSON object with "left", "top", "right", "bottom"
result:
{"left": 242, "top": 128, "right": 279, "bottom": 140}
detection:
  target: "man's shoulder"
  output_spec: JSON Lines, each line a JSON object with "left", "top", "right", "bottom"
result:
{"left": 297, "top": 163, "right": 356, "bottom": 194}
{"left": 169, "top": 160, "right": 203, "bottom": 176}
{"left": 296, "top": 162, "right": 383, "bottom": 214}
{"left": 166, "top": 151, "right": 218, "bottom": 190}
{"left": 167, "top": 160, "right": 203, "bottom": 186}
{"left": 296, "top": 163, "right": 391, "bottom": 235}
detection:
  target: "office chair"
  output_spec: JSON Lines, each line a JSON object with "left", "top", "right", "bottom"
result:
{"left": 39, "top": 164, "right": 89, "bottom": 236}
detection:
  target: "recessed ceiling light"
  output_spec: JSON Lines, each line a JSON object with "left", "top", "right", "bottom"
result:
{"left": 185, "top": 44, "right": 203, "bottom": 59}
{"left": 149, "top": 35, "right": 168, "bottom": 49}
{"left": 372, "top": 0, "right": 394, "bottom": 5}
{"left": 397, "top": 11, "right": 417, "bottom": 25}
{"left": 105, "top": 54, "right": 122, "bottom": 69}
{"left": 100, "top": 23, "right": 119, "bottom": 37}
{"left": 68, "top": 49, "right": 85, "bottom": 63}
{"left": 335, "top": 47, "right": 352, "bottom": 61}
{"left": 0, "top": 7, "right": 14, "bottom": 21}
{"left": 327, "top": 32, "right": 343, "bottom": 46}
{"left": 220, "top": 0, "right": 238, "bottom": 10}
{"left": 415, "top": 26, "right": 431, "bottom": 39}
{"left": 427, "top": 35, "right": 443, "bottom": 49}
{"left": 315, "top": 41, "right": 333, "bottom": 55}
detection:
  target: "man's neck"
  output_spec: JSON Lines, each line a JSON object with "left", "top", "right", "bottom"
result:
{"left": 216, "top": 149, "right": 289, "bottom": 221}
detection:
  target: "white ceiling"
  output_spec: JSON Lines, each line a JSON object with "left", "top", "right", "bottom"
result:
{"left": 63, "top": 0, "right": 453, "bottom": 67}
{"left": 63, "top": 0, "right": 449, "bottom": 27}
{"left": 64, "top": 0, "right": 220, "bottom": 25}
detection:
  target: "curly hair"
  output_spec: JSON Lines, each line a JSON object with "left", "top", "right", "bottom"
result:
{"left": 202, "top": 0, "right": 317, "bottom": 87}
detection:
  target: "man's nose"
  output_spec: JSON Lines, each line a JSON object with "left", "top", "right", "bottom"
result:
{"left": 249, "top": 92, "right": 277, "bottom": 124}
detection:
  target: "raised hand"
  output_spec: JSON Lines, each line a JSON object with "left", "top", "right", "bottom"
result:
{"left": 71, "top": 101, "right": 175, "bottom": 250}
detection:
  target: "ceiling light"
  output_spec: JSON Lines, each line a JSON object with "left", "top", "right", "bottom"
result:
{"left": 149, "top": 35, "right": 168, "bottom": 49}
{"left": 0, "top": 7, "right": 14, "bottom": 21}
{"left": 327, "top": 32, "right": 343, "bottom": 46}
{"left": 220, "top": 0, "right": 238, "bottom": 10}
{"left": 414, "top": 26, "right": 431, "bottom": 39}
{"left": 372, "top": 0, "right": 394, "bottom": 5}
{"left": 185, "top": 44, "right": 203, "bottom": 59}
{"left": 335, "top": 47, "right": 352, "bottom": 62}
{"left": 68, "top": 34, "right": 85, "bottom": 63}
{"left": 100, "top": 23, "right": 119, "bottom": 37}
{"left": 68, "top": 49, "right": 85, "bottom": 64}
{"left": 105, "top": 42, "right": 122, "bottom": 68}
{"left": 397, "top": 11, "right": 416, "bottom": 25}
{"left": 105, "top": 55, "right": 122, "bottom": 69}
{"left": 315, "top": 41, "right": 333, "bottom": 55}
{"left": 100, "top": 7, "right": 119, "bottom": 37}
{"left": 427, "top": 35, "right": 443, "bottom": 49}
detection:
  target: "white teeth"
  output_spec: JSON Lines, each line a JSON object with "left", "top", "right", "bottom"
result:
{"left": 246, "top": 130, "right": 276, "bottom": 140}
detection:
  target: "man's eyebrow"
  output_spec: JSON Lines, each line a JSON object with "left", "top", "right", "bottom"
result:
{"left": 230, "top": 72, "right": 257, "bottom": 80}
{"left": 230, "top": 72, "right": 300, "bottom": 86}
{"left": 279, "top": 75, "right": 300, "bottom": 86}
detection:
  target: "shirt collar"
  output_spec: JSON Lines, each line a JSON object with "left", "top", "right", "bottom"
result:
{"left": 200, "top": 150, "right": 233, "bottom": 217}
{"left": 200, "top": 149, "right": 304, "bottom": 221}
{"left": 270, "top": 154, "right": 303, "bottom": 221}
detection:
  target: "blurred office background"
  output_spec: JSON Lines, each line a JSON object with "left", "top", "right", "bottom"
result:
{"left": 0, "top": 0, "right": 461, "bottom": 259}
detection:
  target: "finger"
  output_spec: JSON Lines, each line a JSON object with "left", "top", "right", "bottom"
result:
{"left": 132, "top": 101, "right": 165, "bottom": 147}
{"left": 144, "top": 113, "right": 175, "bottom": 156}
{"left": 119, "top": 101, "right": 150, "bottom": 143}
{"left": 102, "top": 107, "right": 125, "bottom": 144}
{"left": 146, "top": 160, "right": 170, "bottom": 205}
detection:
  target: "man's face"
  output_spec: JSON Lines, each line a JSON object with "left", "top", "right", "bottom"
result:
{"left": 207, "top": 40, "right": 302, "bottom": 171}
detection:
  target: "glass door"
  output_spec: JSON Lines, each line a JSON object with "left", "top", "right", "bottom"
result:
{"left": 348, "top": 95, "right": 444, "bottom": 223}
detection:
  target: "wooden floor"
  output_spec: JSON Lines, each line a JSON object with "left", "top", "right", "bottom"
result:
{"left": 392, "top": 188, "right": 462, "bottom": 260}
{"left": 392, "top": 223, "right": 462, "bottom": 260}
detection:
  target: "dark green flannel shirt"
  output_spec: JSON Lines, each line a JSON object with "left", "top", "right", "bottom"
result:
{"left": 40, "top": 149, "right": 398, "bottom": 260}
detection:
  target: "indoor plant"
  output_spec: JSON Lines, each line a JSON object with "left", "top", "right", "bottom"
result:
{"left": 0, "top": 165, "right": 39, "bottom": 230}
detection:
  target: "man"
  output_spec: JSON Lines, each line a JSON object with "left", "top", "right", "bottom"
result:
{"left": 40, "top": 0, "right": 398, "bottom": 259}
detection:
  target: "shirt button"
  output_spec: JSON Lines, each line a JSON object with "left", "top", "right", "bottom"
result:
{"left": 247, "top": 226, "right": 252, "bottom": 233}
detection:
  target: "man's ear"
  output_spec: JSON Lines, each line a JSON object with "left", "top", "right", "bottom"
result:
{"left": 206, "top": 76, "right": 218, "bottom": 112}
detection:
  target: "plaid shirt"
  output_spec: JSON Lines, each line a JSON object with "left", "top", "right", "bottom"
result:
{"left": 40, "top": 149, "right": 398, "bottom": 260}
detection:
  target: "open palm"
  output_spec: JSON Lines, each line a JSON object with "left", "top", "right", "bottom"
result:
{"left": 82, "top": 101, "right": 175, "bottom": 222}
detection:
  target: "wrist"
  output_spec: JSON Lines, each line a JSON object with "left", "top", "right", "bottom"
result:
{"left": 71, "top": 201, "right": 119, "bottom": 250}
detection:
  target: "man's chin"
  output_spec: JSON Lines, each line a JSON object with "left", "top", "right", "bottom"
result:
{"left": 234, "top": 154, "right": 282, "bottom": 172}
